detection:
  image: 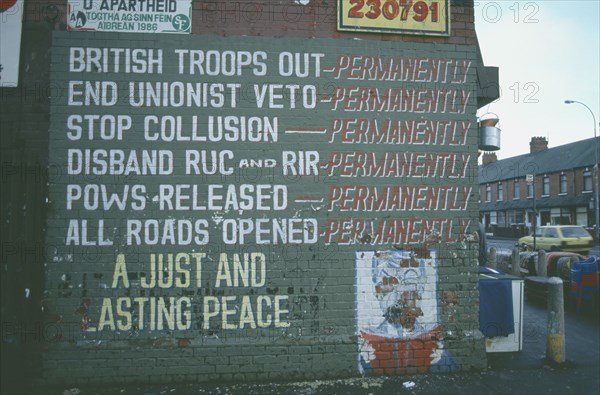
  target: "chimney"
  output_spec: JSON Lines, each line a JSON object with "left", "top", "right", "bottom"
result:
{"left": 530, "top": 136, "right": 548, "bottom": 153}
{"left": 482, "top": 152, "right": 497, "bottom": 165}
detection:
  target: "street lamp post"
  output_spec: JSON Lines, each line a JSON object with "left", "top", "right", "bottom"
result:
{"left": 565, "top": 100, "right": 599, "bottom": 242}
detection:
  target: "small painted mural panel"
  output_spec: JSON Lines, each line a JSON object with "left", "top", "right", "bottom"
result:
{"left": 356, "top": 250, "right": 457, "bottom": 374}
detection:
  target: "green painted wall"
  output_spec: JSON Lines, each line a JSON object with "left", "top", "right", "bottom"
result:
{"left": 42, "top": 30, "right": 485, "bottom": 384}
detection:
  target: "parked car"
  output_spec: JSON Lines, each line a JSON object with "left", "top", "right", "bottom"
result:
{"left": 517, "top": 225, "right": 594, "bottom": 255}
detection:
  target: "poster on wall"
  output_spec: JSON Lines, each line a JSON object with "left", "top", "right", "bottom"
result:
{"left": 67, "top": 0, "right": 191, "bottom": 33}
{"left": 337, "top": 0, "right": 450, "bottom": 36}
{"left": 0, "top": 0, "right": 24, "bottom": 87}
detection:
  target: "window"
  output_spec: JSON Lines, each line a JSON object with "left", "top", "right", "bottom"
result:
{"left": 513, "top": 179, "right": 520, "bottom": 199}
{"left": 551, "top": 207, "right": 571, "bottom": 225}
{"left": 527, "top": 182, "right": 534, "bottom": 198}
{"left": 542, "top": 175, "right": 550, "bottom": 196}
{"left": 508, "top": 210, "right": 515, "bottom": 224}
{"left": 576, "top": 207, "right": 587, "bottom": 226}
{"left": 583, "top": 170, "right": 592, "bottom": 192}
{"left": 515, "top": 210, "right": 524, "bottom": 223}
{"left": 507, "top": 210, "right": 525, "bottom": 224}
{"left": 485, "top": 184, "right": 491, "bottom": 202}
{"left": 561, "top": 227, "right": 590, "bottom": 237}
{"left": 489, "top": 211, "right": 497, "bottom": 225}
{"left": 497, "top": 182, "right": 503, "bottom": 201}
{"left": 496, "top": 211, "right": 506, "bottom": 226}
{"left": 559, "top": 174, "right": 567, "bottom": 194}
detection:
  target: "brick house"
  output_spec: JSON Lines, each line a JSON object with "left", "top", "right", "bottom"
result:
{"left": 479, "top": 136, "right": 599, "bottom": 238}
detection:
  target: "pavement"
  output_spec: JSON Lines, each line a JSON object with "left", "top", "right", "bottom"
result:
{"left": 7, "top": 297, "right": 600, "bottom": 395}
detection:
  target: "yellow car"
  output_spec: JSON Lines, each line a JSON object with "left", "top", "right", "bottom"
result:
{"left": 517, "top": 225, "right": 594, "bottom": 255}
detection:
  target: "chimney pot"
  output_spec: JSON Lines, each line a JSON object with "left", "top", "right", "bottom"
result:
{"left": 530, "top": 136, "right": 548, "bottom": 153}
{"left": 482, "top": 152, "right": 498, "bottom": 165}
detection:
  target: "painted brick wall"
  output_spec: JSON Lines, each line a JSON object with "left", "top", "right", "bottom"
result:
{"left": 3, "top": 0, "right": 487, "bottom": 387}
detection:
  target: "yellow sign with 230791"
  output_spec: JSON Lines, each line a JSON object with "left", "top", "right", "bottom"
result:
{"left": 338, "top": 0, "right": 450, "bottom": 36}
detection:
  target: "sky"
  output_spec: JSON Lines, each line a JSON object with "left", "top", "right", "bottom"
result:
{"left": 474, "top": 0, "right": 600, "bottom": 160}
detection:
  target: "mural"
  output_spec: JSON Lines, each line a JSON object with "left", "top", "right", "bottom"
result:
{"left": 356, "top": 249, "right": 456, "bottom": 374}
{"left": 42, "top": 30, "right": 480, "bottom": 381}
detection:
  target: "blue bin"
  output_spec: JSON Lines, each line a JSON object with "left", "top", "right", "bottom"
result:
{"left": 570, "top": 256, "right": 599, "bottom": 311}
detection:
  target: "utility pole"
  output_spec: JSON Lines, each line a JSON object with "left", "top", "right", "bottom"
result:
{"left": 565, "top": 100, "right": 599, "bottom": 242}
{"left": 527, "top": 173, "right": 537, "bottom": 249}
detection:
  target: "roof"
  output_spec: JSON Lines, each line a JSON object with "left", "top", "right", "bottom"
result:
{"left": 479, "top": 137, "right": 599, "bottom": 183}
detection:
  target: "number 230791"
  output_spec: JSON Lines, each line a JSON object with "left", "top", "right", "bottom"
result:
{"left": 347, "top": 0, "right": 441, "bottom": 23}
